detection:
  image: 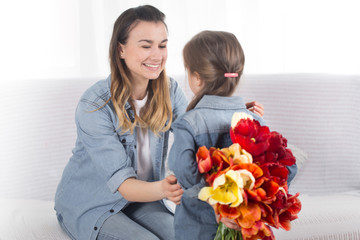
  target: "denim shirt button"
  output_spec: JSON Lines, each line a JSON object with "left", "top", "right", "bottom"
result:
{"left": 134, "top": 145, "right": 137, "bottom": 149}
{"left": 110, "top": 209, "right": 114, "bottom": 213}
{"left": 121, "top": 139, "right": 126, "bottom": 143}
{"left": 94, "top": 226, "right": 98, "bottom": 231}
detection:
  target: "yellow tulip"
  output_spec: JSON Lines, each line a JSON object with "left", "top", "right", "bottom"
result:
{"left": 198, "top": 169, "right": 255, "bottom": 207}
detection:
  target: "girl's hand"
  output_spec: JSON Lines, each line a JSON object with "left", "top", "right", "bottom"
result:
{"left": 161, "top": 175, "right": 184, "bottom": 205}
{"left": 246, "top": 101, "right": 264, "bottom": 117}
{"left": 213, "top": 205, "right": 241, "bottom": 231}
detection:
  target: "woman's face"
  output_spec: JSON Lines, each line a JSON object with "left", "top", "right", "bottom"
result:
{"left": 119, "top": 21, "right": 168, "bottom": 83}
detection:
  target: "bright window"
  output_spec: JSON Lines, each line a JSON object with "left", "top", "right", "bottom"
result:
{"left": 1, "top": 0, "right": 359, "bottom": 81}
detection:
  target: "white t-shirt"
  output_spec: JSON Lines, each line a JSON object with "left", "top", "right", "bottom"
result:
{"left": 133, "top": 95, "right": 153, "bottom": 181}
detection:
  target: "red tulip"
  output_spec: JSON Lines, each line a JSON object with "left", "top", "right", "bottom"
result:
{"left": 230, "top": 118, "right": 271, "bottom": 156}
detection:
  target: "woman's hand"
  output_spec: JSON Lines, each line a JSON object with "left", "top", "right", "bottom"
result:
{"left": 161, "top": 175, "right": 184, "bottom": 205}
{"left": 246, "top": 101, "right": 264, "bottom": 117}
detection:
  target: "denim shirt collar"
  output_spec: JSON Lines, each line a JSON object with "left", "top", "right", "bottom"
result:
{"left": 195, "top": 95, "right": 247, "bottom": 110}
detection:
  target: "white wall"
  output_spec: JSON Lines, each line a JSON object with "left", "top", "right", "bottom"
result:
{"left": 0, "top": 0, "right": 359, "bottom": 81}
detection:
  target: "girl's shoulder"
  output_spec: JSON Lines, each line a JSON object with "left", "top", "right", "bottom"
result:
{"left": 171, "top": 108, "right": 206, "bottom": 134}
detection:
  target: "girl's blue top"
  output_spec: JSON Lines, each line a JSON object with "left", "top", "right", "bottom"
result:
{"left": 168, "top": 95, "right": 297, "bottom": 240}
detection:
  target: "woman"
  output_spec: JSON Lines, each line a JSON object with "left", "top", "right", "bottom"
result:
{"left": 55, "top": 5, "right": 263, "bottom": 240}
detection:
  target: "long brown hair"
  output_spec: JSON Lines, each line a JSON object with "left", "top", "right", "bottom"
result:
{"left": 183, "top": 31, "right": 245, "bottom": 111}
{"left": 108, "top": 5, "right": 172, "bottom": 134}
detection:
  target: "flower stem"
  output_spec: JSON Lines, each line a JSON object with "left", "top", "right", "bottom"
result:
{"left": 214, "top": 222, "right": 243, "bottom": 240}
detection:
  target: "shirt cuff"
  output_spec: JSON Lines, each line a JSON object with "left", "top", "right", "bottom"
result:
{"left": 107, "top": 167, "right": 137, "bottom": 193}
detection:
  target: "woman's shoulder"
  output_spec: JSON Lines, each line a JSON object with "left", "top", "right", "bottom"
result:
{"left": 168, "top": 76, "right": 182, "bottom": 94}
{"left": 75, "top": 76, "right": 117, "bottom": 126}
{"left": 82, "top": 76, "right": 110, "bottom": 98}
{"left": 168, "top": 75, "right": 188, "bottom": 117}
{"left": 79, "top": 76, "right": 111, "bottom": 108}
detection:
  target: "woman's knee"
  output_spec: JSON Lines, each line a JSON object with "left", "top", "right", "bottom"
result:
{"left": 98, "top": 210, "right": 160, "bottom": 240}
{"left": 124, "top": 202, "right": 175, "bottom": 240}
{"left": 97, "top": 231, "right": 159, "bottom": 240}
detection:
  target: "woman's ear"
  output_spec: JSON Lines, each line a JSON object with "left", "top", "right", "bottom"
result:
{"left": 118, "top": 42, "right": 125, "bottom": 58}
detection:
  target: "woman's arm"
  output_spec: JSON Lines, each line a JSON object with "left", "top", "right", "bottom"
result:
{"left": 118, "top": 175, "right": 183, "bottom": 204}
{"left": 118, "top": 79, "right": 187, "bottom": 204}
{"left": 246, "top": 101, "right": 264, "bottom": 117}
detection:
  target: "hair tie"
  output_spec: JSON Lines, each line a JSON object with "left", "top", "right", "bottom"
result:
{"left": 224, "top": 73, "right": 238, "bottom": 77}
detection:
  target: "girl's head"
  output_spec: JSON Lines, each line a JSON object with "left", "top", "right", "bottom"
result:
{"left": 108, "top": 5, "right": 172, "bottom": 134}
{"left": 183, "top": 31, "right": 245, "bottom": 111}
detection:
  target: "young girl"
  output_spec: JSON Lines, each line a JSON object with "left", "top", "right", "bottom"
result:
{"left": 168, "top": 31, "right": 297, "bottom": 240}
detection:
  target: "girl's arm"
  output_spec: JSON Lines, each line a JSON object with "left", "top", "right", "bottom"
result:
{"left": 118, "top": 175, "right": 183, "bottom": 204}
{"left": 168, "top": 121, "right": 201, "bottom": 190}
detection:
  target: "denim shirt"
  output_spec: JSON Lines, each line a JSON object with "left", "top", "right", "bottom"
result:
{"left": 54, "top": 75, "right": 187, "bottom": 240}
{"left": 168, "top": 95, "right": 297, "bottom": 240}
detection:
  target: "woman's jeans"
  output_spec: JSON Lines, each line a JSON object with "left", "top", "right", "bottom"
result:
{"left": 97, "top": 201, "right": 175, "bottom": 240}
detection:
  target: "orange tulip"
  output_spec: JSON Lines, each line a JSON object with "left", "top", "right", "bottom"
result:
{"left": 196, "top": 146, "right": 212, "bottom": 173}
{"left": 235, "top": 203, "right": 262, "bottom": 229}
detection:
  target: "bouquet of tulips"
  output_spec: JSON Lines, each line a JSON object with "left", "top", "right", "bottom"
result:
{"left": 196, "top": 113, "right": 301, "bottom": 240}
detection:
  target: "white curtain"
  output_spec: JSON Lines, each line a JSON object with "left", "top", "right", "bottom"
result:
{"left": 0, "top": 0, "right": 359, "bottom": 81}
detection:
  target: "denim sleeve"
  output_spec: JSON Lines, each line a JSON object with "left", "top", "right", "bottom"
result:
{"left": 75, "top": 100, "right": 136, "bottom": 193}
{"left": 168, "top": 120, "right": 202, "bottom": 191}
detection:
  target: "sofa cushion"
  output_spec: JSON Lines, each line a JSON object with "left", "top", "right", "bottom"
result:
{"left": 272, "top": 193, "right": 360, "bottom": 239}
{"left": 0, "top": 78, "right": 98, "bottom": 201}
{"left": 237, "top": 74, "right": 360, "bottom": 195}
{"left": 0, "top": 198, "right": 70, "bottom": 240}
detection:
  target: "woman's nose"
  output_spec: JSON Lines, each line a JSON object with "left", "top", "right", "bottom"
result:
{"left": 150, "top": 48, "right": 165, "bottom": 61}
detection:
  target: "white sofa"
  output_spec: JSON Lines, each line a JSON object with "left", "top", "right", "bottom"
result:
{"left": 1, "top": 74, "right": 360, "bottom": 240}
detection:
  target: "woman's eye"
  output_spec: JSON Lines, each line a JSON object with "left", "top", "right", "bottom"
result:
{"left": 159, "top": 45, "right": 167, "bottom": 49}
{"left": 142, "top": 46, "right": 151, "bottom": 49}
